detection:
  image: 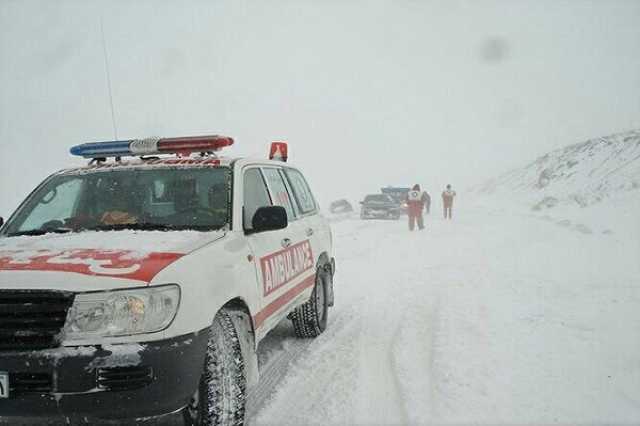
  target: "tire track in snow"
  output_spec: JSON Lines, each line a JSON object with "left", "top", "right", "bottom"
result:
{"left": 250, "top": 219, "right": 438, "bottom": 425}
{"left": 247, "top": 309, "right": 363, "bottom": 425}
{"left": 391, "top": 289, "right": 440, "bottom": 424}
{"left": 427, "top": 265, "right": 500, "bottom": 423}
{"left": 352, "top": 300, "right": 409, "bottom": 425}
{"left": 245, "top": 336, "right": 312, "bottom": 421}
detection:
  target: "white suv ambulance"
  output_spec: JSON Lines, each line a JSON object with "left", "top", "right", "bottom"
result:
{"left": 0, "top": 136, "right": 335, "bottom": 425}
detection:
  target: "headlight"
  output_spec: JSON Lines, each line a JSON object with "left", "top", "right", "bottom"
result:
{"left": 62, "top": 284, "right": 180, "bottom": 342}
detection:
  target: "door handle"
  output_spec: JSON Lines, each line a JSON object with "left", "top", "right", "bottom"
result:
{"left": 281, "top": 238, "right": 292, "bottom": 248}
{"left": 306, "top": 228, "right": 314, "bottom": 237}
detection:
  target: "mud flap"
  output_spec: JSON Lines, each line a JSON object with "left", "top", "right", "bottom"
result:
{"left": 228, "top": 309, "right": 259, "bottom": 391}
{"left": 324, "top": 264, "right": 335, "bottom": 307}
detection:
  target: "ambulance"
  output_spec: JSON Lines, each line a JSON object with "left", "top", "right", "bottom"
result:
{"left": 0, "top": 136, "right": 335, "bottom": 425}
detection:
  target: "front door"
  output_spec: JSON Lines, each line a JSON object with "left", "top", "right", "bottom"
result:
{"left": 243, "top": 167, "right": 313, "bottom": 338}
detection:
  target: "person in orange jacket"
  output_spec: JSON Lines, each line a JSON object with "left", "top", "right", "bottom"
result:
{"left": 406, "top": 184, "right": 429, "bottom": 231}
{"left": 442, "top": 184, "right": 456, "bottom": 219}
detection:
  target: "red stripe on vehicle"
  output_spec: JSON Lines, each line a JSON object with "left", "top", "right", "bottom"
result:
{"left": 253, "top": 274, "right": 316, "bottom": 329}
{"left": 0, "top": 249, "right": 183, "bottom": 283}
{"left": 260, "top": 240, "right": 314, "bottom": 297}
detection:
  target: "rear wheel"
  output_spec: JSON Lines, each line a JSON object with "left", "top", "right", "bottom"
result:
{"left": 290, "top": 269, "right": 329, "bottom": 338}
{"left": 183, "top": 310, "right": 246, "bottom": 426}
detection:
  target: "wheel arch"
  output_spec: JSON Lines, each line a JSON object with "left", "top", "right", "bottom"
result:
{"left": 316, "top": 251, "right": 333, "bottom": 275}
{"left": 315, "top": 252, "right": 335, "bottom": 307}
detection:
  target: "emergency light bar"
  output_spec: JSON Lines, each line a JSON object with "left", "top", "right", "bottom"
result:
{"left": 70, "top": 135, "right": 234, "bottom": 159}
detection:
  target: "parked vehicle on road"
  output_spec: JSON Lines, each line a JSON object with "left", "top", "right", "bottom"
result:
{"left": 360, "top": 194, "right": 401, "bottom": 220}
{"left": 0, "top": 136, "right": 336, "bottom": 426}
{"left": 381, "top": 186, "right": 410, "bottom": 214}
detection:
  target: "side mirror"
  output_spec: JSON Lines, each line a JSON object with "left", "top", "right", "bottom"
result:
{"left": 251, "top": 206, "right": 288, "bottom": 233}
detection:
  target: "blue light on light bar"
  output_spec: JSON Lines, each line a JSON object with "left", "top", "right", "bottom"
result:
{"left": 70, "top": 140, "right": 133, "bottom": 158}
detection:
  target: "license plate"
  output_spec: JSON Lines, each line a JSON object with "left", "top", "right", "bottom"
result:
{"left": 0, "top": 372, "right": 8, "bottom": 398}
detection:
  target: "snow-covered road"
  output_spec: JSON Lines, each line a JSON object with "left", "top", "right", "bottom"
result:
{"left": 249, "top": 201, "right": 640, "bottom": 425}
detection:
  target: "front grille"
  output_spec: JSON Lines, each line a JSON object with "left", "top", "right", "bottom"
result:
{"left": 97, "top": 366, "right": 154, "bottom": 391}
{"left": 0, "top": 290, "right": 74, "bottom": 351}
{"left": 9, "top": 372, "right": 53, "bottom": 395}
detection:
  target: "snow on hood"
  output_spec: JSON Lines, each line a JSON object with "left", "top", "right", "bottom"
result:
{"left": 0, "top": 229, "right": 224, "bottom": 284}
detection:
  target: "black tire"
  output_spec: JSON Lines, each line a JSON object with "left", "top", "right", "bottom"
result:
{"left": 290, "top": 269, "right": 329, "bottom": 338}
{"left": 183, "top": 310, "right": 246, "bottom": 426}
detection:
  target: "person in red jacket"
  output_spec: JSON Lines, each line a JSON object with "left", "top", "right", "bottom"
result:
{"left": 442, "top": 184, "right": 456, "bottom": 219}
{"left": 406, "top": 184, "right": 429, "bottom": 231}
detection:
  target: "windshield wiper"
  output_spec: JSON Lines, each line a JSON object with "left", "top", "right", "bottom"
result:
{"left": 89, "top": 223, "right": 226, "bottom": 232}
{"left": 7, "top": 228, "right": 73, "bottom": 237}
{"left": 86, "top": 223, "right": 174, "bottom": 232}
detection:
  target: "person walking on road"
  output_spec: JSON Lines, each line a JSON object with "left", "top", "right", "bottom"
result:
{"left": 424, "top": 191, "right": 431, "bottom": 214}
{"left": 442, "top": 184, "right": 456, "bottom": 219}
{"left": 406, "top": 184, "right": 429, "bottom": 231}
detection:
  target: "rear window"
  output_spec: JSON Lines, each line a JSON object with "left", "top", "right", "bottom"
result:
{"left": 284, "top": 169, "right": 317, "bottom": 214}
{"left": 364, "top": 194, "right": 392, "bottom": 203}
{"left": 262, "top": 168, "right": 296, "bottom": 220}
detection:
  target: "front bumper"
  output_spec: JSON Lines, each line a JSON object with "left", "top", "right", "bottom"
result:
{"left": 0, "top": 329, "right": 208, "bottom": 421}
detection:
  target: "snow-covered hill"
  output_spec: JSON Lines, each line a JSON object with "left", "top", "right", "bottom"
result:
{"left": 477, "top": 129, "right": 640, "bottom": 211}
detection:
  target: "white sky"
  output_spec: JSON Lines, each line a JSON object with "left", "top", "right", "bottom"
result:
{"left": 1, "top": 0, "right": 639, "bottom": 214}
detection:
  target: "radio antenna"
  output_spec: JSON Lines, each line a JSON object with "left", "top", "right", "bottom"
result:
{"left": 100, "top": 17, "right": 118, "bottom": 140}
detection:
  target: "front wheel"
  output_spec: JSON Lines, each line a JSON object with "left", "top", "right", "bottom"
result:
{"left": 183, "top": 310, "right": 246, "bottom": 426}
{"left": 290, "top": 269, "right": 329, "bottom": 338}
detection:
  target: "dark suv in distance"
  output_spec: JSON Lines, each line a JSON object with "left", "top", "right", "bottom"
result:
{"left": 360, "top": 194, "right": 401, "bottom": 220}
{"left": 381, "top": 186, "right": 410, "bottom": 214}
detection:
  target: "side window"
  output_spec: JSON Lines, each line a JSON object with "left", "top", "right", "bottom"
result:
{"left": 262, "top": 168, "right": 296, "bottom": 220}
{"left": 243, "top": 168, "right": 272, "bottom": 230}
{"left": 285, "top": 169, "right": 317, "bottom": 214}
{"left": 277, "top": 169, "right": 300, "bottom": 217}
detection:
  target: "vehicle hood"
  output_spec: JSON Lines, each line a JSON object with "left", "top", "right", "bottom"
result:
{"left": 0, "top": 230, "right": 225, "bottom": 289}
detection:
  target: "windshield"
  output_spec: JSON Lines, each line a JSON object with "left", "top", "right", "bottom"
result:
{"left": 364, "top": 194, "right": 392, "bottom": 203}
{"left": 2, "top": 167, "right": 231, "bottom": 236}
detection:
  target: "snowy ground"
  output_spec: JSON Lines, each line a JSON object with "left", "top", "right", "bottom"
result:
{"left": 247, "top": 197, "right": 640, "bottom": 425}
{"left": 6, "top": 197, "right": 639, "bottom": 425}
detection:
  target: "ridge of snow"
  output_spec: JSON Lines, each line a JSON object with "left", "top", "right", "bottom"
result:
{"left": 476, "top": 129, "right": 640, "bottom": 210}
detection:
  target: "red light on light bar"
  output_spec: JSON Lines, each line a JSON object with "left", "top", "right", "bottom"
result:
{"left": 269, "top": 141, "right": 288, "bottom": 162}
{"left": 158, "top": 135, "right": 234, "bottom": 154}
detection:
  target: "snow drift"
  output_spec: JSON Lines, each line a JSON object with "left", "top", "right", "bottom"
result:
{"left": 477, "top": 129, "right": 640, "bottom": 210}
